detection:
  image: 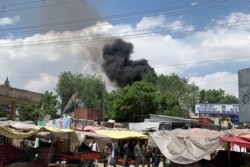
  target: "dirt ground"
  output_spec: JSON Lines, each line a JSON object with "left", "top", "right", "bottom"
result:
{"left": 97, "top": 161, "right": 165, "bottom": 167}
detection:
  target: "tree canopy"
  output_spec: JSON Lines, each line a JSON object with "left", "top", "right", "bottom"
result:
{"left": 18, "top": 91, "right": 59, "bottom": 122}
{"left": 12, "top": 71, "right": 239, "bottom": 122}
{"left": 198, "top": 89, "right": 238, "bottom": 104}
{"left": 56, "top": 72, "right": 106, "bottom": 113}
{"left": 143, "top": 73, "right": 200, "bottom": 117}
{"left": 105, "top": 81, "right": 158, "bottom": 122}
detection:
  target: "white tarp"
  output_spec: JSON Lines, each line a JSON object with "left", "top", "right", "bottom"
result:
{"left": 129, "top": 122, "right": 160, "bottom": 132}
{"left": 149, "top": 128, "right": 227, "bottom": 164}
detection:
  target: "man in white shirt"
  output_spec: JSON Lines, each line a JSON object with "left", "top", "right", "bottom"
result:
{"left": 89, "top": 139, "right": 99, "bottom": 152}
{"left": 89, "top": 139, "right": 99, "bottom": 165}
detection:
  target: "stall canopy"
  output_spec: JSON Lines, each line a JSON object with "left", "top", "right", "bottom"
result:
{"left": 219, "top": 132, "right": 250, "bottom": 149}
{"left": 149, "top": 128, "right": 226, "bottom": 165}
{"left": 94, "top": 129, "right": 148, "bottom": 139}
{"left": 0, "top": 123, "right": 79, "bottom": 143}
{"left": 220, "top": 136, "right": 250, "bottom": 148}
{"left": 75, "top": 131, "right": 110, "bottom": 143}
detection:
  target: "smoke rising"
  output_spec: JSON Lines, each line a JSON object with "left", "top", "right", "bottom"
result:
{"left": 16, "top": 0, "right": 100, "bottom": 34}
{"left": 102, "top": 38, "right": 155, "bottom": 88}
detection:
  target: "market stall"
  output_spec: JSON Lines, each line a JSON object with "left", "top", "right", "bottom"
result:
{"left": 58, "top": 130, "right": 110, "bottom": 167}
{"left": 0, "top": 122, "right": 79, "bottom": 167}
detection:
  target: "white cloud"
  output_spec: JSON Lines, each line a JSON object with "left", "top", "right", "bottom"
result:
{"left": 23, "top": 74, "right": 58, "bottom": 93}
{"left": 136, "top": 15, "right": 165, "bottom": 31}
{"left": 169, "top": 20, "right": 194, "bottom": 32}
{"left": 189, "top": 72, "right": 238, "bottom": 97}
{"left": 0, "top": 15, "right": 20, "bottom": 26}
{"left": 2, "top": 12, "right": 250, "bottom": 97}
{"left": 212, "top": 12, "right": 250, "bottom": 31}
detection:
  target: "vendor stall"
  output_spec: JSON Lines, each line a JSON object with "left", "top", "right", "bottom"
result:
{"left": 0, "top": 122, "right": 79, "bottom": 167}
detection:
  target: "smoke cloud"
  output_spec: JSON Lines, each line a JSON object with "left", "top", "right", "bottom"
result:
{"left": 11, "top": 0, "right": 101, "bottom": 36}
{"left": 102, "top": 38, "right": 155, "bottom": 88}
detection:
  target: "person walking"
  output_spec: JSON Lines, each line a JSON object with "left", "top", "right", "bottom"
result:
{"left": 108, "top": 140, "right": 114, "bottom": 166}
{"left": 113, "top": 139, "right": 120, "bottom": 167}
{"left": 142, "top": 143, "right": 151, "bottom": 167}
{"left": 89, "top": 139, "right": 99, "bottom": 165}
{"left": 134, "top": 141, "right": 142, "bottom": 167}
{"left": 122, "top": 140, "right": 130, "bottom": 167}
{"left": 152, "top": 147, "right": 161, "bottom": 167}
{"left": 103, "top": 143, "right": 111, "bottom": 167}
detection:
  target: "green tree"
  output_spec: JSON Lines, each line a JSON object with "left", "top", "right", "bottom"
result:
{"left": 143, "top": 73, "right": 199, "bottom": 117}
{"left": 56, "top": 72, "right": 106, "bottom": 113}
{"left": 18, "top": 91, "right": 59, "bottom": 122}
{"left": 155, "top": 92, "right": 181, "bottom": 116}
{"left": 199, "top": 90, "right": 206, "bottom": 103}
{"left": 41, "top": 91, "right": 60, "bottom": 115}
{"left": 18, "top": 104, "right": 40, "bottom": 122}
{"left": 105, "top": 81, "right": 158, "bottom": 122}
{"left": 199, "top": 89, "right": 238, "bottom": 103}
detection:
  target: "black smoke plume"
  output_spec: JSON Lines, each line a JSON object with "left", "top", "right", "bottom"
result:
{"left": 102, "top": 38, "right": 155, "bottom": 88}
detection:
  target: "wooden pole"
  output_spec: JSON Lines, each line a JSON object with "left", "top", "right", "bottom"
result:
{"left": 227, "top": 142, "right": 231, "bottom": 167}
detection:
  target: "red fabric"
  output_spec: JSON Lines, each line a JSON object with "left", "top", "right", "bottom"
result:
{"left": 238, "top": 133, "right": 250, "bottom": 142}
{"left": 83, "top": 126, "right": 99, "bottom": 132}
{"left": 0, "top": 159, "right": 3, "bottom": 167}
{"left": 219, "top": 136, "right": 250, "bottom": 148}
{"left": 38, "top": 147, "right": 54, "bottom": 164}
{"left": 59, "top": 152, "right": 101, "bottom": 161}
{"left": 0, "top": 143, "right": 24, "bottom": 165}
{"left": 118, "top": 158, "right": 135, "bottom": 165}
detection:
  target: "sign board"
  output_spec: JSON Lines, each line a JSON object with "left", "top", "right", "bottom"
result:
{"left": 195, "top": 103, "right": 239, "bottom": 115}
{"left": 238, "top": 68, "right": 250, "bottom": 122}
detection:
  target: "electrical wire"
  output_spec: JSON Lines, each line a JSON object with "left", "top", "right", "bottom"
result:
{"left": 0, "top": 1, "right": 248, "bottom": 87}
{"left": 0, "top": 0, "right": 84, "bottom": 13}
{"left": 3, "top": 55, "right": 250, "bottom": 80}
{"left": 153, "top": 56, "right": 250, "bottom": 68}
{"left": 0, "top": 0, "right": 250, "bottom": 37}
{"left": 1, "top": 18, "right": 250, "bottom": 48}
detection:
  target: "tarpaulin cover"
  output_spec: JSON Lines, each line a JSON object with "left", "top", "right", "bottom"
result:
{"left": 83, "top": 125, "right": 100, "bottom": 132}
{"left": 46, "top": 118, "right": 71, "bottom": 128}
{"left": 220, "top": 136, "right": 250, "bottom": 148}
{"left": 0, "top": 125, "right": 79, "bottom": 143}
{"left": 149, "top": 128, "right": 226, "bottom": 165}
{"left": 219, "top": 132, "right": 250, "bottom": 148}
{"left": 75, "top": 131, "right": 110, "bottom": 143}
{"left": 238, "top": 132, "right": 250, "bottom": 141}
{"left": 94, "top": 129, "right": 148, "bottom": 139}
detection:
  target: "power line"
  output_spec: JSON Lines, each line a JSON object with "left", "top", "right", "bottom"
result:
{"left": 0, "top": 0, "right": 44, "bottom": 8}
{"left": 0, "top": 18, "right": 250, "bottom": 48}
{"left": 154, "top": 56, "right": 250, "bottom": 68}
{"left": 0, "top": 0, "right": 84, "bottom": 13}
{"left": 0, "top": 0, "right": 250, "bottom": 37}
{"left": 2, "top": 55, "right": 249, "bottom": 80}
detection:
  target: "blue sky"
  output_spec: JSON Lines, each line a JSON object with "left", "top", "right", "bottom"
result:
{"left": 1, "top": 0, "right": 250, "bottom": 98}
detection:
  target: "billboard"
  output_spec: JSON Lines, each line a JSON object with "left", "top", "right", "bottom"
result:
{"left": 195, "top": 103, "right": 239, "bottom": 115}
{"left": 238, "top": 68, "right": 250, "bottom": 122}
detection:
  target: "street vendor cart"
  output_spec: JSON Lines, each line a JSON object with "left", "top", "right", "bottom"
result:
{"left": 59, "top": 150, "right": 101, "bottom": 167}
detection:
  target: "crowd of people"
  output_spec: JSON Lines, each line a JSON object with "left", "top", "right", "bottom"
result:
{"left": 99, "top": 139, "right": 162, "bottom": 167}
